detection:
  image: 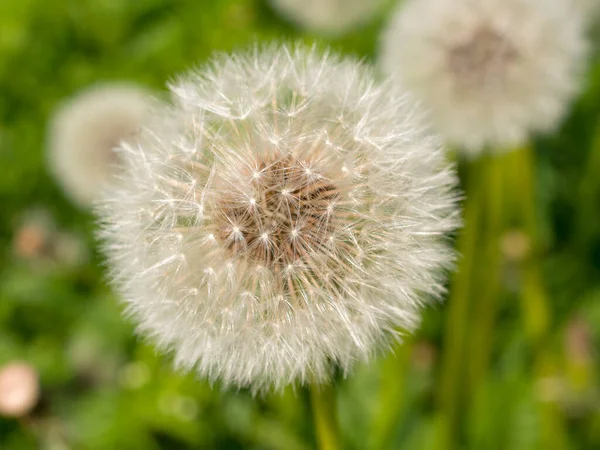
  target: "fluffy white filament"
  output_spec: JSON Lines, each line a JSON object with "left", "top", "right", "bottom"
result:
{"left": 97, "top": 44, "right": 460, "bottom": 392}
{"left": 47, "top": 84, "right": 150, "bottom": 207}
{"left": 380, "top": 0, "right": 588, "bottom": 155}
{"left": 270, "top": 0, "right": 386, "bottom": 35}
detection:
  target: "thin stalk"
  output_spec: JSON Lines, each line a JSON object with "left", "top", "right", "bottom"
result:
{"left": 466, "top": 154, "right": 505, "bottom": 391}
{"left": 437, "top": 157, "right": 486, "bottom": 449}
{"left": 511, "top": 145, "right": 568, "bottom": 450}
{"left": 576, "top": 121, "right": 600, "bottom": 248}
{"left": 311, "top": 383, "right": 342, "bottom": 450}
{"left": 574, "top": 122, "right": 600, "bottom": 444}
{"left": 512, "top": 145, "right": 550, "bottom": 346}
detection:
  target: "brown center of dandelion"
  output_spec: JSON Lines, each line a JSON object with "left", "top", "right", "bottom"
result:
{"left": 214, "top": 155, "right": 340, "bottom": 268}
{"left": 447, "top": 27, "right": 518, "bottom": 89}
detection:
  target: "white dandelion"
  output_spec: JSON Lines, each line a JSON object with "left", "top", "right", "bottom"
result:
{"left": 97, "top": 43, "right": 460, "bottom": 392}
{"left": 270, "top": 0, "right": 386, "bottom": 35}
{"left": 48, "top": 84, "right": 151, "bottom": 207}
{"left": 380, "top": 0, "right": 588, "bottom": 154}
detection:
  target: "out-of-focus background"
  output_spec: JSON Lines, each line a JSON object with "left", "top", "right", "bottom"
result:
{"left": 0, "top": 0, "right": 599, "bottom": 449}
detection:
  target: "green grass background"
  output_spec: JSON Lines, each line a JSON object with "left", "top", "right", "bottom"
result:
{"left": 0, "top": 0, "right": 599, "bottom": 449}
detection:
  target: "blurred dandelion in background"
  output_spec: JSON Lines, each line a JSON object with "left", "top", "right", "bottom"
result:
{"left": 96, "top": 43, "right": 460, "bottom": 393}
{"left": 0, "top": 362, "right": 40, "bottom": 418}
{"left": 269, "top": 0, "right": 387, "bottom": 35}
{"left": 47, "top": 84, "right": 151, "bottom": 207}
{"left": 380, "top": 0, "right": 588, "bottom": 155}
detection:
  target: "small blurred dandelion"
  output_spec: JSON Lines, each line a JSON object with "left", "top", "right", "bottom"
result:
{"left": 380, "top": 0, "right": 588, "bottom": 154}
{"left": 47, "top": 84, "right": 150, "bottom": 207}
{"left": 0, "top": 362, "right": 40, "bottom": 418}
{"left": 269, "top": 0, "right": 386, "bottom": 35}
{"left": 97, "top": 43, "right": 460, "bottom": 392}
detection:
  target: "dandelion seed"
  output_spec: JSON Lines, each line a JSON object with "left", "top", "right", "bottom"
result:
{"left": 47, "top": 84, "right": 151, "bottom": 207}
{"left": 270, "top": 0, "right": 386, "bottom": 35}
{"left": 380, "top": 0, "right": 588, "bottom": 154}
{"left": 97, "top": 43, "right": 460, "bottom": 392}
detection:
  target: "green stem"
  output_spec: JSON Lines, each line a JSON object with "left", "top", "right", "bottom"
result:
{"left": 466, "top": 153, "right": 505, "bottom": 391}
{"left": 512, "top": 145, "right": 568, "bottom": 450}
{"left": 576, "top": 120, "right": 600, "bottom": 248}
{"left": 437, "top": 157, "right": 486, "bottom": 449}
{"left": 311, "top": 383, "right": 342, "bottom": 450}
{"left": 512, "top": 145, "right": 550, "bottom": 346}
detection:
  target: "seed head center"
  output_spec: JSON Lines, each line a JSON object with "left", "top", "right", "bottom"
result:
{"left": 447, "top": 27, "right": 518, "bottom": 89}
{"left": 215, "top": 156, "right": 340, "bottom": 267}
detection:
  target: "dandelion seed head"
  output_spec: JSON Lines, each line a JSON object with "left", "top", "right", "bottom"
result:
{"left": 446, "top": 27, "right": 518, "bottom": 91}
{"left": 97, "top": 43, "right": 460, "bottom": 392}
{"left": 270, "top": 0, "right": 386, "bottom": 35}
{"left": 47, "top": 84, "right": 150, "bottom": 207}
{"left": 380, "top": 0, "right": 588, "bottom": 154}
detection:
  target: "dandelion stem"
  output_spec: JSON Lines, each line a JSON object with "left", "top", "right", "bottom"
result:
{"left": 575, "top": 121, "right": 600, "bottom": 249}
{"left": 511, "top": 144, "right": 569, "bottom": 449}
{"left": 438, "top": 156, "right": 486, "bottom": 449}
{"left": 510, "top": 145, "right": 549, "bottom": 345}
{"left": 311, "top": 383, "right": 342, "bottom": 450}
{"left": 466, "top": 153, "right": 505, "bottom": 392}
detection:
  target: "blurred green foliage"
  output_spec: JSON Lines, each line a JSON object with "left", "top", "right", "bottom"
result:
{"left": 0, "top": 1, "right": 599, "bottom": 449}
